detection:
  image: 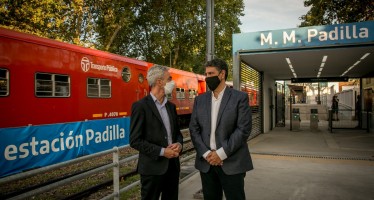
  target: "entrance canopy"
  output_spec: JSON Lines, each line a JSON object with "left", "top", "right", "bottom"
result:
{"left": 233, "top": 21, "right": 374, "bottom": 80}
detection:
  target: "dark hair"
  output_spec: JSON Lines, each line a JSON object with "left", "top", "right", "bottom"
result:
{"left": 204, "top": 58, "right": 228, "bottom": 80}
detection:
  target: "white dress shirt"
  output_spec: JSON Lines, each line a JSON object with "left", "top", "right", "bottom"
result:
{"left": 203, "top": 86, "right": 228, "bottom": 161}
{"left": 150, "top": 93, "right": 172, "bottom": 156}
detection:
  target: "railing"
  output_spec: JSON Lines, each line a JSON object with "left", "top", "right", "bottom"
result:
{"left": 0, "top": 129, "right": 194, "bottom": 200}
{"left": 328, "top": 109, "right": 372, "bottom": 133}
{"left": 336, "top": 88, "right": 359, "bottom": 111}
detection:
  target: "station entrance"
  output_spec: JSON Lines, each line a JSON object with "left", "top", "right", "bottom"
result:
{"left": 232, "top": 21, "right": 374, "bottom": 134}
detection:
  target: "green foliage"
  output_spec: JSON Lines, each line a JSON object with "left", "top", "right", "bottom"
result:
{"left": 0, "top": 0, "right": 244, "bottom": 76}
{"left": 300, "top": 0, "right": 374, "bottom": 27}
{"left": 0, "top": 0, "right": 97, "bottom": 45}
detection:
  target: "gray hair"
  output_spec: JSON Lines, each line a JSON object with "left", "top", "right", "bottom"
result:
{"left": 147, "top": 64, "right": 168, "bottom": 87}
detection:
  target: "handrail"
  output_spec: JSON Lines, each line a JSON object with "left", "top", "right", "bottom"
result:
{"left": 0, "top": 145, "right": 130, "bottom": 184}
{"left": 0, "top": 129, "right": 195, "bottom": 199}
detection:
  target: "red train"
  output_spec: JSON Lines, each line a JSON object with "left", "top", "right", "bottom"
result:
{"left": 226, "top": 81, "right": 258, "bottom": 107}
{"left": 0, "top": 28, "right": 206, "bottom": 128}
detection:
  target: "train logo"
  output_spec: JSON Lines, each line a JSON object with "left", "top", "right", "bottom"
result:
{"left": 81, "top": 57, "right": 118, "bottom": 73}
{"left": 81, "top": 57, "right": 90, "bottom": 72}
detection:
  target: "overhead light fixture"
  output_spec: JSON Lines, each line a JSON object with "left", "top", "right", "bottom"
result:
{"left": 341, "top": 52, "right": 370, "bottom": 76}
{"left": 361, "top": 53, "right": 370, "bottom": 60}
{"left": 322, "top": 55, "right": 328, "bottom": 63}
{"left": 317, "top": 55, "right": 327, "bottom": 78}
{"left": 285, "top": 58, "right": 297, "bottom": 78}
{"left": 286, "top": 58, "right": 291, "bottom": 65}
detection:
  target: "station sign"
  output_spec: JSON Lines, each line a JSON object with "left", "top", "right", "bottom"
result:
{"left": 291, "top": 77, "right": 349, "bottom": 83}
{"left": 0, "top": 118, "right": 130, "bottom": 178}
{"left": 233, "top": 21, "right": 374, "bottom": 53}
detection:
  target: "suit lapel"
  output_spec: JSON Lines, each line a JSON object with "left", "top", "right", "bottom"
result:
{"left": 216, "top": 87, "right": 231, "bottom": 127}
{"left": 146, "top": 95, "right": 164, "bottom": 125}
{"left": 206, "top": 92, "right": 212, "bottom": 134}
{"left": 166, "top": 102, "right": 174, "bottom": 136}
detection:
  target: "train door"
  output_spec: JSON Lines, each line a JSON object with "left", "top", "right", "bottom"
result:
{"left": 135, "top": 68, "right": 148, "bottom": 100}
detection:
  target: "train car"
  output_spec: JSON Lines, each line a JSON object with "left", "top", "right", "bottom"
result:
{"left": 167, "top": 68, "right": 206, "bottom": 125}
{"left": 0, "top": 27, "right": 207, "bottom": 177}
{"left": 0, "top": 28, "right": 205, "bottom": 128}
{"left": 226, "top": 81, "right": 258, "bottom": 106}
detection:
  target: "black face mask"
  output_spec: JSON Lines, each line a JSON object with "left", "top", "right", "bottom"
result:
{"left": 205, "top": 75, "right": 221, "bottom": 91}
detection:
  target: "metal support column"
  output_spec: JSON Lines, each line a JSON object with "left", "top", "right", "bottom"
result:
{"left": 113, "top": 147, "right": 120, "bottom": 200}
{"left": 233, "top": 51, "right": 240, "bottom": 90}
{"left": 206, "top": 0, "right": 214, "bottom": 62}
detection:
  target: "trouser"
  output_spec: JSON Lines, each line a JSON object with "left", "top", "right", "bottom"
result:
{"left": 200, "top": 166, "right": 246, "bottom": 200}
{"left": 140, "top": 160, "right": 179, "bottom": 200}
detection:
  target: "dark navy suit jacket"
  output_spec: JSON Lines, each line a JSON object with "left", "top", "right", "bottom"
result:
{"left": 189, "top": 87, "right": 253, "bottom": 175}
{"left": 130, "top": 95, "right": 183, "bottom": 175}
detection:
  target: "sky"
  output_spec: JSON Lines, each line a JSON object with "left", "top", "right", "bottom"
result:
{"left": 239, "top": 0, "right": 310, "bottom": 33}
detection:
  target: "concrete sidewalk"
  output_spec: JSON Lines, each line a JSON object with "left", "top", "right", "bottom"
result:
{"left": 179, "top": 123, "right": 374, "bottom": 200}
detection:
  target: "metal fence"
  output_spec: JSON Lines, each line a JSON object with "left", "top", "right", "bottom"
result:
{"left": 328, "top": 109, "right": 372, "bottom": 133}
{"left": 0, "top": 129, "right": 195, "bottom": 200}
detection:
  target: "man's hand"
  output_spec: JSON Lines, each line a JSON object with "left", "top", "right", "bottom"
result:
{"left": 168, "top": 143, "right": 182, "bottom": 153}
{"left": 164, "top": 147, "right": 179, "bottom": 158}
{"left": 206, "top": 151, "right": 223, "bottom": 166}
{"left": 164, "top": 143, "right": 182, "bottom": 159}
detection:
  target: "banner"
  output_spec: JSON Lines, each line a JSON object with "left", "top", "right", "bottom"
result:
{"left": 0, "top": 118, "right": 130, "bottom": 178}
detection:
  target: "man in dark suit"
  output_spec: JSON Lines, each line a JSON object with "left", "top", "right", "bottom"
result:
{"left": 130, "top": 64, "right": 183, "bottom": 200}
{"left": 189, "top": 58, "right": 253, "bottom": 200}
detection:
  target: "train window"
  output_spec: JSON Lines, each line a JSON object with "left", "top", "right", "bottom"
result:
{"left": 122, "top": 67, "right": 131, "bottom": 82}
{"left": 87, "top": 78, "right": 111, "bottom": 98}
{"left": 176, "top": 88, "right": 181, "bottom": 99}
{"left": 166, "top": 92, "right": 172, "bottom": 100}
{"left": 189, "top": 89, "right": 196, "bottom": 99}
{"left": 181, "top": 88, "right": 185, "bottom": 99}
{"left": 0, "top": 68, "right": 9, "bottom": 96}
{"left": 138, "top": 73, "right": 144, "bottom": 83}
{"left": 100, "top": 79, "right": 111, "bottom": 98}
{"left": 35, "top": 73, "right": 70, "bottom": 97}
{"left": 176, "top": 88, "right": 185, "bottom": 99}
{"left": 55, "top": 75, "right": 70, "bottom": 97}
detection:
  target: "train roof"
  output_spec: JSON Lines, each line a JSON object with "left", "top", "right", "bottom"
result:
{"left": 0, "top": 27, "right": 149, "bottom": 67}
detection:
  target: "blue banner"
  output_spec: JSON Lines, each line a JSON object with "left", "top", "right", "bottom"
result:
{"left": 0, "top": 118, "right": 130, "bottom": 177}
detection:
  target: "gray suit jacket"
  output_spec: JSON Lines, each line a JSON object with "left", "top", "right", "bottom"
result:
{"left": 189, "top": 87, "right": 253, "bottom": 175}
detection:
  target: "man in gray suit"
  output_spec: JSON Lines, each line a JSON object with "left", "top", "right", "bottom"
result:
{"left": 189, "top": 58, "right": 253, "bottom": 200}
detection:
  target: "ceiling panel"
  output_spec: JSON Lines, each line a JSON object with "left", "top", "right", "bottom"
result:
{"left": 240, "top": 45, "right": 374, "bottom": 80}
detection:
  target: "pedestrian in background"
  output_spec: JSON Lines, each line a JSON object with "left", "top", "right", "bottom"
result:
{"left": 355, "top": 94, "right": 361, "bottom": 127}
{"left": 332, "top": 95, "right": 339, "bottom": 121}
{"left": 189, "top": 58, "right": 253, "bottom": 200}
{"left": 130, "top": 65, "right": 183, "bottom": 200}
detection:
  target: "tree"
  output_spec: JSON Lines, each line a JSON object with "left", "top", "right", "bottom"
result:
{"left": 0, "top": 0, "right": 96, "bottom": 46}
{"left": 91, "top": 0, "right": 244, "bottom": 76}
{"left": 300, "top": 0, "right": 374, "bottom": 27}
{"left": 0, "top": 0, "right": 244, "bottom": 77}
